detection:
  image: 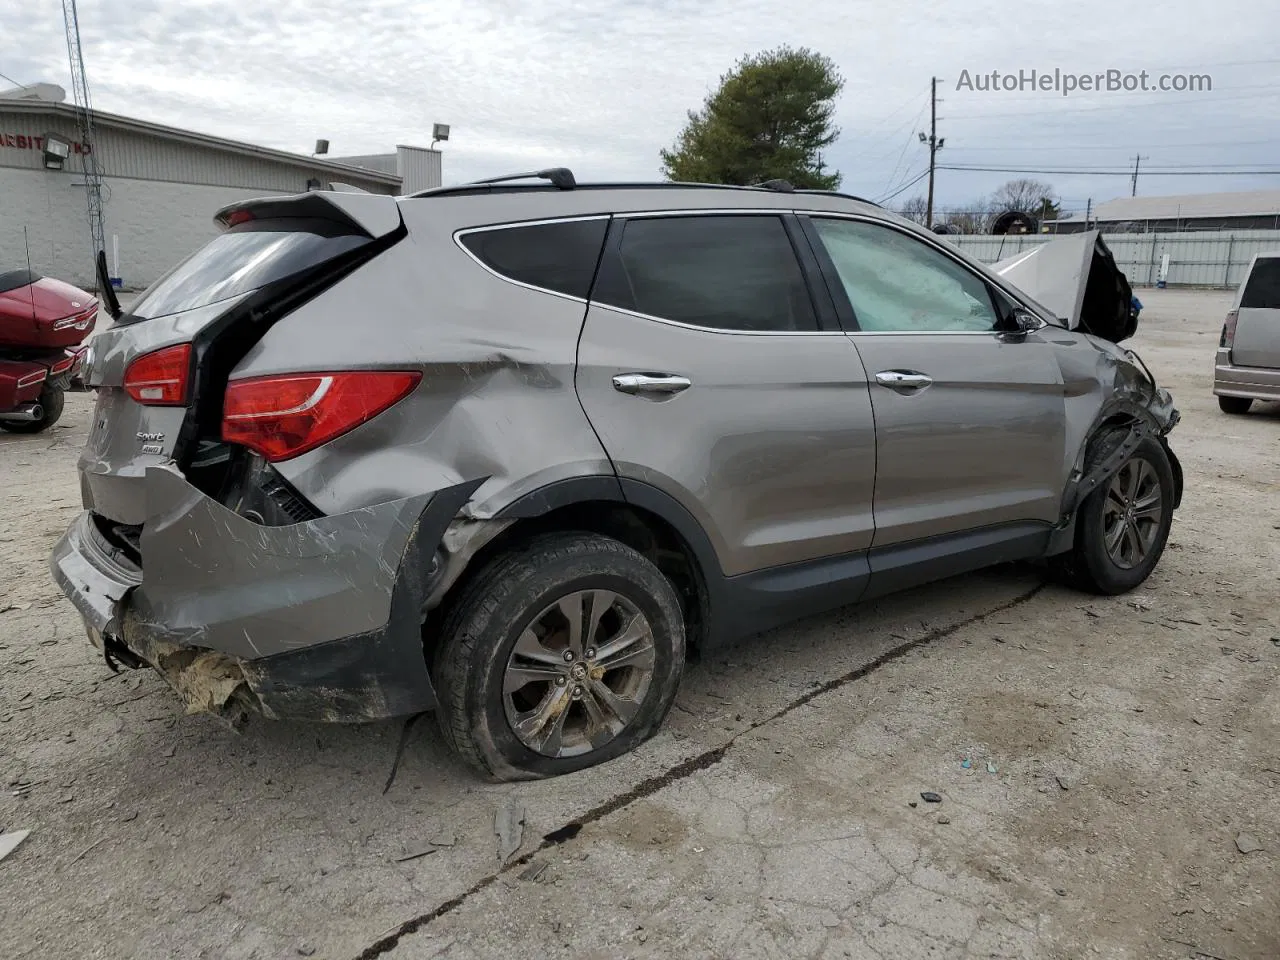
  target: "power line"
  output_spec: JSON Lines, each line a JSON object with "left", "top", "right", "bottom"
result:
{"left": 878, "top": 168, "right": 931, "bottom": 204}
{"left": 943, "top": 138, "right": 1280, "bottom": 152}
{"left": 878, "top": 99, "right": 931, "bottom": 195}
{"left": 0, "top": 67, "right": 26, "bottom": 88}
{"left": 939, "top": 164, "right": 1280, "bottom": 176}
{"left": 946, "top": 91, "right": 1280, "bottom": 120}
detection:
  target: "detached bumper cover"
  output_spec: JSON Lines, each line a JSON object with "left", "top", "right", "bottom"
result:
{"left": 50, "top": 466, "right": 481, "bottom": 722}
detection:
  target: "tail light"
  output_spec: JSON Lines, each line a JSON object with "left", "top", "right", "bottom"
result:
{"left": 124, "top": 343, "right": 192, "bottom": 406}
{"left": 222, "top": 370, "right": 421, "bottom": 462}
{"left": 1221, "top": 310, "right": 1239, "bottom": 349}
{"left": 53, "top": 303, "right": 98, "bottom": 331}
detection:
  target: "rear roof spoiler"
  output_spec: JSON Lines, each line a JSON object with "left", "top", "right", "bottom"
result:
{"left": 213, "top": 190, "right": 403, "bottom": 239}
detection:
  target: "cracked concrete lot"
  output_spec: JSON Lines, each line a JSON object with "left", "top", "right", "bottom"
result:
{"left": 1, "top": 289, "right": 1277, "bottom": 960}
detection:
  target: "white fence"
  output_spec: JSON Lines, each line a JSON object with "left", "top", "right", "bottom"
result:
{"left": 945, "top": 230, "right": 1280, "bottom": 289}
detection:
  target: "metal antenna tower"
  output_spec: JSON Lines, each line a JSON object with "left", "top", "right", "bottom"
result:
{"left": 62, "top": 0, "right": 107, "bottom": 281}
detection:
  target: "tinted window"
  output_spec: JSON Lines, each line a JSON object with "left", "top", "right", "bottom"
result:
{"left": 812, "top": 218, "right": 999, "bottom": 333}
{"left": 592, "top": 215, "right": 818, "bottom": 332}
{"left": 461, "top": 219, "right": 608, "bottom": 299}
{"left": 1241, "top": 257, "right": 1280, "bottom": 309}
{"left": 128, "top": 218, "right": 367, "bottom": 320}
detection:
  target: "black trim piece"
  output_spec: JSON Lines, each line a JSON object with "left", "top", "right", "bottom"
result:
{"left": 1163, "top": 440, "right": 1184, "bottom": 510}
{"left": 862, "top": 523, "right": 1052, "bottom": 602}
{"left": 795, "top": 214, "right": 860, "bottom": 333}
{"left": 241, "top": 476, "right": 485, "bottom": 722}
{"left": 496, "top": 475, "right": 626, "bottom": 518}
{"left": 719, "top": 551, "right": 871, "bottom": 642}
{"left": 783, "top": 214, "right": 842, "bottom": 332}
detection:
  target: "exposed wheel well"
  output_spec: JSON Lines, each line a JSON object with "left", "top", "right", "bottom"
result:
{"left": 423, "top": 500, "right": 711, "bottom": 663}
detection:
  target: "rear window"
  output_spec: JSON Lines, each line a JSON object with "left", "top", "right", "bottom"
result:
{"left": 459, "top": 219, "right": 608, "bottom": 299}
{"left": 1241, "top": 257, "right": 1280, "bottom": 309}
{"left": 126, "top": 218, "right": 368, "bottom": 320}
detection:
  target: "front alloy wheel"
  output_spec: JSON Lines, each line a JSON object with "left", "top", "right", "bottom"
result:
{"left": 1055, "top": 435, "right": 1175, "bottom": 596}
{"left": 1101, "top": 458, "right": 1164, "bottom": 570}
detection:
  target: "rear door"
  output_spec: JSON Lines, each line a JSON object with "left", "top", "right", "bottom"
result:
{"left": 801, "top": 214, "right": 1066, "bottom": 552}
{"left": 1232, "top": 255, "right": 1280, "bottom": 367}
{"left": 575, "top": 212, "right": 876, "bottom": 578}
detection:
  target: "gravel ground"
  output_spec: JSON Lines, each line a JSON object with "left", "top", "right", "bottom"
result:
{"left": 0, "top": 288, "right": 1276, "bottom": 960}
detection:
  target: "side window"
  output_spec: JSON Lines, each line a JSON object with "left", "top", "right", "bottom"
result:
{"left": 591, "top": 215, "right": 818, "bottom": 332}
{"left": 811, "top": 218, "right": 1000, "bottom": 333}
{"left": 1240, "top": 257, "right": 1280, "bottom": 309}
{"left": 460, "top": 219, "right": 608, "bottom": 299}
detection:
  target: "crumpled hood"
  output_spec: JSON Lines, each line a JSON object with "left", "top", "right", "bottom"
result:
{"left": 993, "top": 230, "right": 1137, "bottom": 343}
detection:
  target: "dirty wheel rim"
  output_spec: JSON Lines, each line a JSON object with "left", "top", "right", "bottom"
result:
{"left": 1102, "top": 457, "right": 1163, "bottom": 571}
{"left": 503, "top": 589, "right": 656, "bottom": 758}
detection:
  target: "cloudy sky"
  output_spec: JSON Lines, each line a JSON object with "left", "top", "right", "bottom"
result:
{"left": 4, "top": 0, "right": 1279, "bottom": 215}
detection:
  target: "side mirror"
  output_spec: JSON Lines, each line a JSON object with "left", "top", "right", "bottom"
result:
{"left": 1011, "top": 307, "right": 1047, "bottom": 332}
{"left": 997, "top": 306, "right": 1047, "bottom": 343}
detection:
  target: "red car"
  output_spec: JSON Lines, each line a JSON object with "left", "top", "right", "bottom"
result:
{"left": 0, "top": 269, "right": 97, "bottom": 433}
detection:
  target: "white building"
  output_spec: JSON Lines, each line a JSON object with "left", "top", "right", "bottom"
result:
{"left": 1, "top": 83, "right": 443, "bottom": 288}
{"left": 1048, "top": 189, "right": 1280, "bottom": 234}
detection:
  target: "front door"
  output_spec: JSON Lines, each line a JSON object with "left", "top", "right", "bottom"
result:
{"left": 575, "top": 212, "right": 877, "bottom": 579}
{"left": 802, "top": 215, "right": 1067, "bottom": 550}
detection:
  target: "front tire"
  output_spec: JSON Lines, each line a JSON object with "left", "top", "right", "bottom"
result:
{"left": 433, "top": 532, "right": 686, "bottom": 781}
{"left": 1055, "top": 435, "right": 1175, "bottom": 595}
{"left": 1218, "top": 395, "right": 1252, "bottom": 415}
{"left": 0, "top": 384, "right": 64, "bottom": 434}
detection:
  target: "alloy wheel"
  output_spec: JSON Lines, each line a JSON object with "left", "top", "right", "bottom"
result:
{"left": 1102, "top": 457, "right": 1163, "bottom": 570}
{"left": 502, "top": 589, "right": 657, "bottom": 758}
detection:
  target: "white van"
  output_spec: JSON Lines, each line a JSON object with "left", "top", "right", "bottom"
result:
{"left": 1216, "top": 252, "right": 1280, "bottom": 414}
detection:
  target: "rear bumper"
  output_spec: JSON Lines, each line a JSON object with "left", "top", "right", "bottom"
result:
{"left": 1214, "top": 350, "right": 1280, "bottom": 401}
{"left": 50, "top": 467, "right": 481, "bottom": 722}
{"left": 0, "top": 349, "right": 81, "bottom": 409}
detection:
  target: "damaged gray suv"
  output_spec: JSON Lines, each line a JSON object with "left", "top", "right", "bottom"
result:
{"left": 52, "top": 171, "right": 1182, "bottom": 780}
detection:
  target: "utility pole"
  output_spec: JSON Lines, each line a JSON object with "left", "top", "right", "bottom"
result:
{"left": 1130, "top": 155, "right": 1148, "bottom": 197}
{"left": 919, "top": 77, "right": 945, "bottom": 228}
{"left": 62, "top": 0, "right": 106, "bottom": 285}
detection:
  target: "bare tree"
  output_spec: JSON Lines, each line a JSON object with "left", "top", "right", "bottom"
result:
{"left": 898, "top": 195, "right": 929, "bottom": 225}
{"left": 941, "top": 209, "right": 994, "bottom": 234}
{"left": 991, "top": 179, "right": 1061, "bottom": 220}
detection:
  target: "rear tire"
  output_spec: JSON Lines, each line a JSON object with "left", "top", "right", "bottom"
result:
{"left": 433, "top": 532, "right": 685, "bottom": 781}
{"left": 0, "top": 385, "right": 64, "bottom": 434}
{"left": 1218, "top": 395, "right": 1252, "bottom": 415}
{"left": 1054, "top": 434, "right": 1174, "bottom": 595}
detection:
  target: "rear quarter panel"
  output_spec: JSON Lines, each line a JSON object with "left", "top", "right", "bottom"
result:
{"left": 232, "top": 199, "right": 614, "bottom": 516}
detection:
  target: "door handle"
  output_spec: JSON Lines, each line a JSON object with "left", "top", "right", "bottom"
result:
{"left": 612, "top": 373, "right": 692, "bottom": 396}
{"left": 875, "top": 371, "right": 933, "bottom": 392}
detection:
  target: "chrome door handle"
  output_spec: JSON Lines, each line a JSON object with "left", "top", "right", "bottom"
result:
{"left": 875, "top": 371, "right": 933, "bottom": 391}
{"left": 612, "top": 373, "right": 692, "bottom": 396}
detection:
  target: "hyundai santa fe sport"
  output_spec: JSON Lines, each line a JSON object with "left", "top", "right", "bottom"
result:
{"left": 52, "top": 171, "right": 1182, "bottom": 780}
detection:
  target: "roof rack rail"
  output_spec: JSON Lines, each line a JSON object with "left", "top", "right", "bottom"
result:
{"left": 753, "top": 179, "right": 795, "bottom": 193}
{"left": 471, "top": 167, "right": 577, "bottom": 190}
{"left": 792, "top": 189, "right": 881, "bottom": 207}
